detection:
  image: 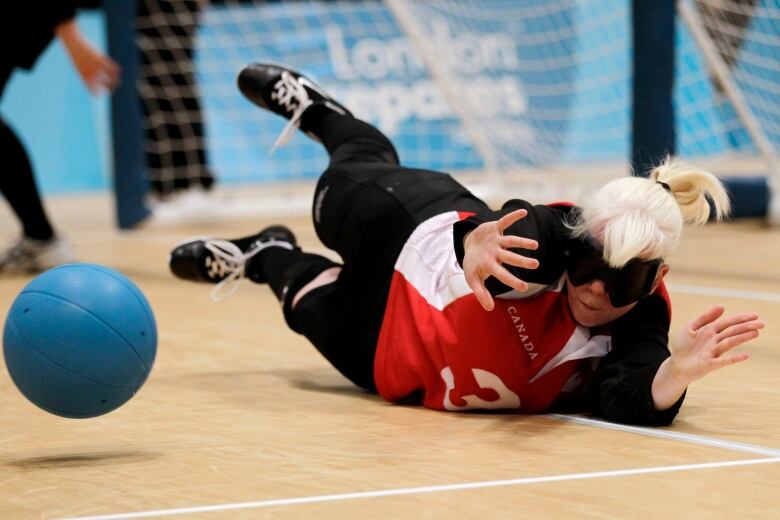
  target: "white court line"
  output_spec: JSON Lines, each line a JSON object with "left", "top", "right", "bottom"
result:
{"left": 548, "top": 414, "right": 780, "bottom": 457}
{"left": 666, "top": 283, "right": 780, "bottom": 302}
{"left": 60, "top": 457, "right": 780, "bottom": 520}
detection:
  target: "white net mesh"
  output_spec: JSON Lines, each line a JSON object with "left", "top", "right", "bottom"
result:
{"left": 137, "top": 0, "right": 214, "bottom": 197}
{"left": 171, "top": 0, "right": 779, "bottom": 198}
{"left": 679, "top": 0, "right": 779, "bottom": 173}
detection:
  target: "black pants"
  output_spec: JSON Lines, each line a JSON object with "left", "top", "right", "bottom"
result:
{"left": 288, "top": 111, "right": 488, "bottom": 391}
{"left": 0, "top": 65, "right": 55, "bottom": 241}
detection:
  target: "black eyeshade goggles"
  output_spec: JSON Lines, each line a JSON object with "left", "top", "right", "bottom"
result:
{"left": 565, "top": 236, "right": 662, "bottom": 307}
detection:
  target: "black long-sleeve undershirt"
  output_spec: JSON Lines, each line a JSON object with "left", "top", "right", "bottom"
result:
{"left": 2, "top": 2, "right": 80, "bottom": 70}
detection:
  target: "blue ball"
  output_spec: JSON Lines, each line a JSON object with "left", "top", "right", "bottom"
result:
{"left": 3, "top": 263, "right": 157, "bottom": 418}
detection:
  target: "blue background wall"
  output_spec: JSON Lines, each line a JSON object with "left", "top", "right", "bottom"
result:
{"left": 2, "top": 2, "right": 777, "bottom": 196}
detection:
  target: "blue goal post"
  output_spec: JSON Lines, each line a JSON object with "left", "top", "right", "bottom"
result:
{"left": 105, "top": 0, "right": 151, "bottom": 229}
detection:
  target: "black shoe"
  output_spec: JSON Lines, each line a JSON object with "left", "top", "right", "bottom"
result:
{"left": 169, "top": 225, "right": 297, "bottom": 293}
{"left": 237, "top": 63, "right": 351, "bottom": 150}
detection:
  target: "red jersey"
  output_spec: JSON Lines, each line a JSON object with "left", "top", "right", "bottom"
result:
{"left": 374, "top": 211, "right": 614, "bottom": 413}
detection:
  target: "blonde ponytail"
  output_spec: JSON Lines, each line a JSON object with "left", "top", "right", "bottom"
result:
{"left": 651, "top": 157, "right": 730, "bottom": 223}
{"left": 569, "top": 157, "right": 730, "bottom": 267}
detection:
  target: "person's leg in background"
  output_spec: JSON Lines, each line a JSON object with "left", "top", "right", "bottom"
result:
{"left": 0, "top": 66, "right": 74, "bottom": 273}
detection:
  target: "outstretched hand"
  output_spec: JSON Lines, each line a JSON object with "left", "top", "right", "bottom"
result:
{"left": 462, "top": 209, "right": 539, "bottom": 311}
{"left": 670, "top": 305, "right": 764, "bottom": 383}
{"left": 652, "top": 305, "right": 764, "bottom": 411}
{"left": 57, "top": 19, "right": 121, "bottom": 95}
{"left": 67, "top": 39, "right": 121, "bottom": 94}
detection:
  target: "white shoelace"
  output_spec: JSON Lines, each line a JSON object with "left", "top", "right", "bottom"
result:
{"left": 269, "top": 71, "right": 313, "bottom": 153}
{"left": 203, "top": 238, "right": 294, "bottom": 301}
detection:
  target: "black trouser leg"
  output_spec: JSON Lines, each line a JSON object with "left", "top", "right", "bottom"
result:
{"left": 0, "top": 104, "right": 55, "bottom": 239}
{"left": 247, "top": 245, "right": 338, "bottom": 303}
{"left": 291, "top": 279, "right": 377, "bottom": 391}
{"left": 302, "top": 110, "right": 400, "bottom": 167}
{"left": 264, "top": 111, "right": 414, "bottom": 390}
{"left": 247, "top": 244, "right": 377, "bottom": 389}
{"left": 0, "top": 64, "right": 54, "bottom": 240}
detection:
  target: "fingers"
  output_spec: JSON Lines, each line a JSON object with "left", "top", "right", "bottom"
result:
{"left": 716, "top": 329, "right": 760, "bottom": 355}
{"left": 466, "top": 253, "right": 530, "bottom": 292}
{"left": 491, "top": 264, "right": 529, "bottom": 293}
{"left": 708, "top": 312, "right": 762, "bottom": 370}
{"left": 464, "top": 266, "right": 494, "bottom": 311}
{"left": 463, "top": 209, "right": 538, "bottom": 309}
{"left": 85, "top": 74, "right": 106, "bottom": 95}
{"left": 97, "top": 66, "right": 121, "bottom": 93}
{"left": 497, "top": 249, "right": 539, "bottom": 270}
{"left": 690, "top": 305, "right": 725, "bottom": 332}
{"left": 716, "top": 318, "right": 764, "bottom": 340}
{"left": 466, "top": 272, "right": 495, "bottom": 311}
{"left": 712, "top": 351, "right": 750, "bottom": 370}
{"left": 712, "top": 312, "right": 760, "bottom": 334}
{"left": 497, "top": 209, "right": 528, "bottom": 231}
{"left": 499, "top": 234, "right": 539, "bottom": 251}
{"left": 102, "top": 59, "right": 121, "bottom": 92}
{"left": 86, "top": 58, "right": 122, "bottom": 95}
{"left": 475, "top": 287, "right": 495, "bottom": 311}
{"left": 713, "top": 321, "right": 764, "bottom": 357}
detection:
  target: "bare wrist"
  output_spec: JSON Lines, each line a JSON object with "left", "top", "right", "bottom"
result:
{"left": 667, "top": 356, "right": 692, "bottom": 386}
{"left": 651, "top": 357, "right": 690, "bottom": 410}
{"left": 55, "top": 18, "right": 77, "bottom": 39}
{"left": 463, "top": 230, "right": 473, "bottom": 251}
{"left": 56, "top": 18, "right": 86, "bottom": 53}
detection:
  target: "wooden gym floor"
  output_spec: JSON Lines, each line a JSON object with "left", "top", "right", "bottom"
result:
{"left": 0, "top": 191, "right": 778, "bottom": 519}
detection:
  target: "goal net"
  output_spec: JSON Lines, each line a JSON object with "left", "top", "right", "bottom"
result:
{"left": 155, "top": 0, "right": 779, "bottom": 203}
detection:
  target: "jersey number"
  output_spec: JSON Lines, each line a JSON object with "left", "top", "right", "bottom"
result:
{"left": 440, "top": 367, "right": 521, "bottom": 411}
